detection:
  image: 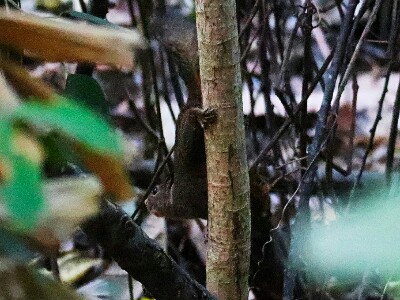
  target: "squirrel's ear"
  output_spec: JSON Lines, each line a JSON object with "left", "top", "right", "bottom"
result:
{"left": 166, "top": 176, "right": 174, "bottom": 189}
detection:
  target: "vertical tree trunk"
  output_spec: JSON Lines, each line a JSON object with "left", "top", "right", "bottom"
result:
{"left": 195, "top": 1, "right": 251, "bottom": 299}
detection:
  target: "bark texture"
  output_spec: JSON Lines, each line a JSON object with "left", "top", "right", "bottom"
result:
{"left": 195, "top": 1, "right": 251, "bottom": 299}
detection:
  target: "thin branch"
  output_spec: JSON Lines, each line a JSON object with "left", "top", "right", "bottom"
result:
{"left": 158, "top": 47, "right": 177, "bottom": 123}
{"left": 345, "top": 74, "right": 358, "bottom": 175}
{"left": 386, "top": 76, "right": 400, "bottom": 183}
{"left": 356, "top": 0, "right": 400, "bottom": 185}
{"left": 276, "top": 16, "right": 301, "bottom": 90}
{"left": 126, "top": 0, "right": 137, "bottom": 27}
{"left": 283, "top": 1, "right": 360, "bottom": 298}
{"left": 78, "top": 0, "right": 87, "bottom": 13}
{"left": 239, "top": 0, "right": 260, "bottom": 39}
{"left": 258, "top": 0, "right": 281, "bottom": 163}
{"left": 245, "top": 73, "right": 261, "bottom": 153}
{"left": 299, "top": 0, "right": 315, "bottom": 175}
{"left": 166, "top": 53, "right": 185, "bottom": 108}
{"left": 240, "top": 27, "right": 261, "bottom": 62}
{"left": 126, "top": 89, "right": 159, "bottom": 140}
{"left": 334, "top": 0, "right": 344, "bottom": 19}
{"left": 272, "top": 0, "right": 285, "bottom": 60}
{"left": 334, "top": 0, "right": 385, "bottom": 105}
{"left": 131, "top": 145, "right": 175, "bottom": 220}
{"left": 356, "top": 68, "right": 391, "bottom": 184}
{"left": 250, "top": 50, "right": 334, "bottom": 171}
{"left": 338, "top": 0, "right": 372, "bottom": 83}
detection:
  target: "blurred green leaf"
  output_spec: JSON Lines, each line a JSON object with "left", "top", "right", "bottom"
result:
{"left": 40, "top": 133, "right": 83, "bottom": 177}
{"left": 0, "top": 223, "right": 36, "bottom": 263}
{"left": 61, "top": 11, "right": 121, "bottom": 29}
{"left": 0, "top": 119, "right": 44, "bottom": 230}
{"left": 3, "top": 155, "right": 44, "bottom": 230}
{"left": 0, "top": 118, "right": 13, "bottom": 157}
{"left": 0, "top": 94, "right": 121, "bottom": 230}
{"left": 14, "top": 97, "right": 122, "bottom": 156}
{"left": 65, "top": 74, "right": 111, "bottom": 120}
{"left": 0, "top": 94, "right": 121, "bottom": 229}
{"left": 310, "top": 178, "right": 400, "bottom": 279}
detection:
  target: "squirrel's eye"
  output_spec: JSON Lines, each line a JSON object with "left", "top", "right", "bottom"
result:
{"left": 151, "top": 186, "right": 158, "bottom": 195}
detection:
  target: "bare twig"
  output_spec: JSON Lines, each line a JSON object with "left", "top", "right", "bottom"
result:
{"left": 356, "top": 68, "right": 391, "bottom": 183}
{"left": 239, "top": 0, "right": 261, "bottom": 39}
{"left": 334, "top": 0, "right": 344, "bottom": 19}
{"left": 158, "top": 47, "right": 177, "bottom": 123}
{"left": 272, "top": 0, "right": 285, "bottom": 60}
{"left": 126, "top": 0, "right": 137, "bottom": 27}
{"left": 240, "top": 27, "right": 261, "bottom": 62}
{"left": 244, "top": 69, "right": 260, "bottom": 153}
{"left": 299, "top": 0, "right": 315, "bottom": 175}
{"left": 258, "top": 0, "right": 275, "bottom": 139}
{"left": 356, "top": 0, "right": 400, "bottom": 185}
{"left": 334, "top": 0, "right": 385, "bottom": 105}
{"left": 276, "top": 17, "right": 301, "bottom": 90}
{"left": 250, "top": 50, "right": 334, "bottom": 171}
{"left": 126, "top": 89, "right": 159, "bottom": 139}
{"left": 386, "top": 76, "right": 400, "bottom": 183}
{"left": 345, "top": 74, "right": 358, "bottom": 175}
{"left": 283, "top": 1, "right": 360, "bottom": 298}
{"left": 131, "top": 145, "right": 175, "bottom": 220}
{"left": 166, "top": 53, "right": 185, "bottom": 108}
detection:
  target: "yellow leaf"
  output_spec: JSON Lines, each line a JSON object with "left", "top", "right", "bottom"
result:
{"left": 13, "top": 130, "right": 45, "bottom": 165}
{"left": 0, "top": 72, "right": 20, "bottom": 112}
{"left": 57, "top": 251, "right": 106, "bottom": 285}
{"left": 41, "top": 175, "right": 102, "bottom": 239}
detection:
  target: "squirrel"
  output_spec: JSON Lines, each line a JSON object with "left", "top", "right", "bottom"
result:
{"left": 144, "top": 10, "right": 270, "bottom": 224}
{"left": 145, "top": 106, "right": 217, "bottom": 219}
{"left": 144, "top": 10, "right": 217, "bottom": 219}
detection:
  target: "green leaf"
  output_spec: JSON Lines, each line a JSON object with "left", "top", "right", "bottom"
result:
{"left": 309, "top": 177, "right": 400, "bottom": 279}
{"left": 0, "top": 223, "right": 36, "bottom": 262}
{"left": 0, "top": 95, "right": 120, "bottom": 231}
{"left": 40, "top": 133, "right": 83, "bottom": 177}
{"left": 61, "top": 11, "right": 121, "bottom": 29}
{"left": 65, "top": 74, "right": 110, "bottom": 120}
{"left": 0, "top": 120, "right": 44, "bottom": 230}
{"left": 13, "top": 97, "right": 122, "bottom": 156}
{"left": 0, "top": 119, "right": 13, "bottom": 157}
{"left": 2, "top": 155, "right": 44, "bottom": 230}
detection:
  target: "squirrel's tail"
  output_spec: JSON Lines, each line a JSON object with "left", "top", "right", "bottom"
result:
{"left": 150, "top": 10, "right": 201, "bottom": 106}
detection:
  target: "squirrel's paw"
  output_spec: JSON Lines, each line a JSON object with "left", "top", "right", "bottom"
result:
{"left": 200, "top": 107, "right": 217, "bottom": 128}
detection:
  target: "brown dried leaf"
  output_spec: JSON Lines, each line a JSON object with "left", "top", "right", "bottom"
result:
{"left": 0, "top": 9, "right": 147, "bottom": 68}
{"left": 0, "top": 60, "right": 55, "bottom": 101}
{"left": 74, "top": 144, "right": 135, "bottom": 202}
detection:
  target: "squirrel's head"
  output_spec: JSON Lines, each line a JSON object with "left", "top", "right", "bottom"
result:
{"left": 145, "top": 180, "right": 173, "bottom": 217}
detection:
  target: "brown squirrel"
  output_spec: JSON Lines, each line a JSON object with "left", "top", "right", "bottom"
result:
{"left": 144, "top": 10, "right": 270, "bottom": 221}
{"left": 145, "top": 106, "right": 216, "bottom": 219}
{"left": 144, "top": 11, "right": 216, "bottom": 219}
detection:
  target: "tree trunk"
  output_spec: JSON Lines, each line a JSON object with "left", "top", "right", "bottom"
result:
{"left": 195, "top": 1, "right": 251, "bottom": 299}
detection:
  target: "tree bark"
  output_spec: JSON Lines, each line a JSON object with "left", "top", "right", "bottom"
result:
{"left": 195, "top": 1, "right": 251, "bottom": 299}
